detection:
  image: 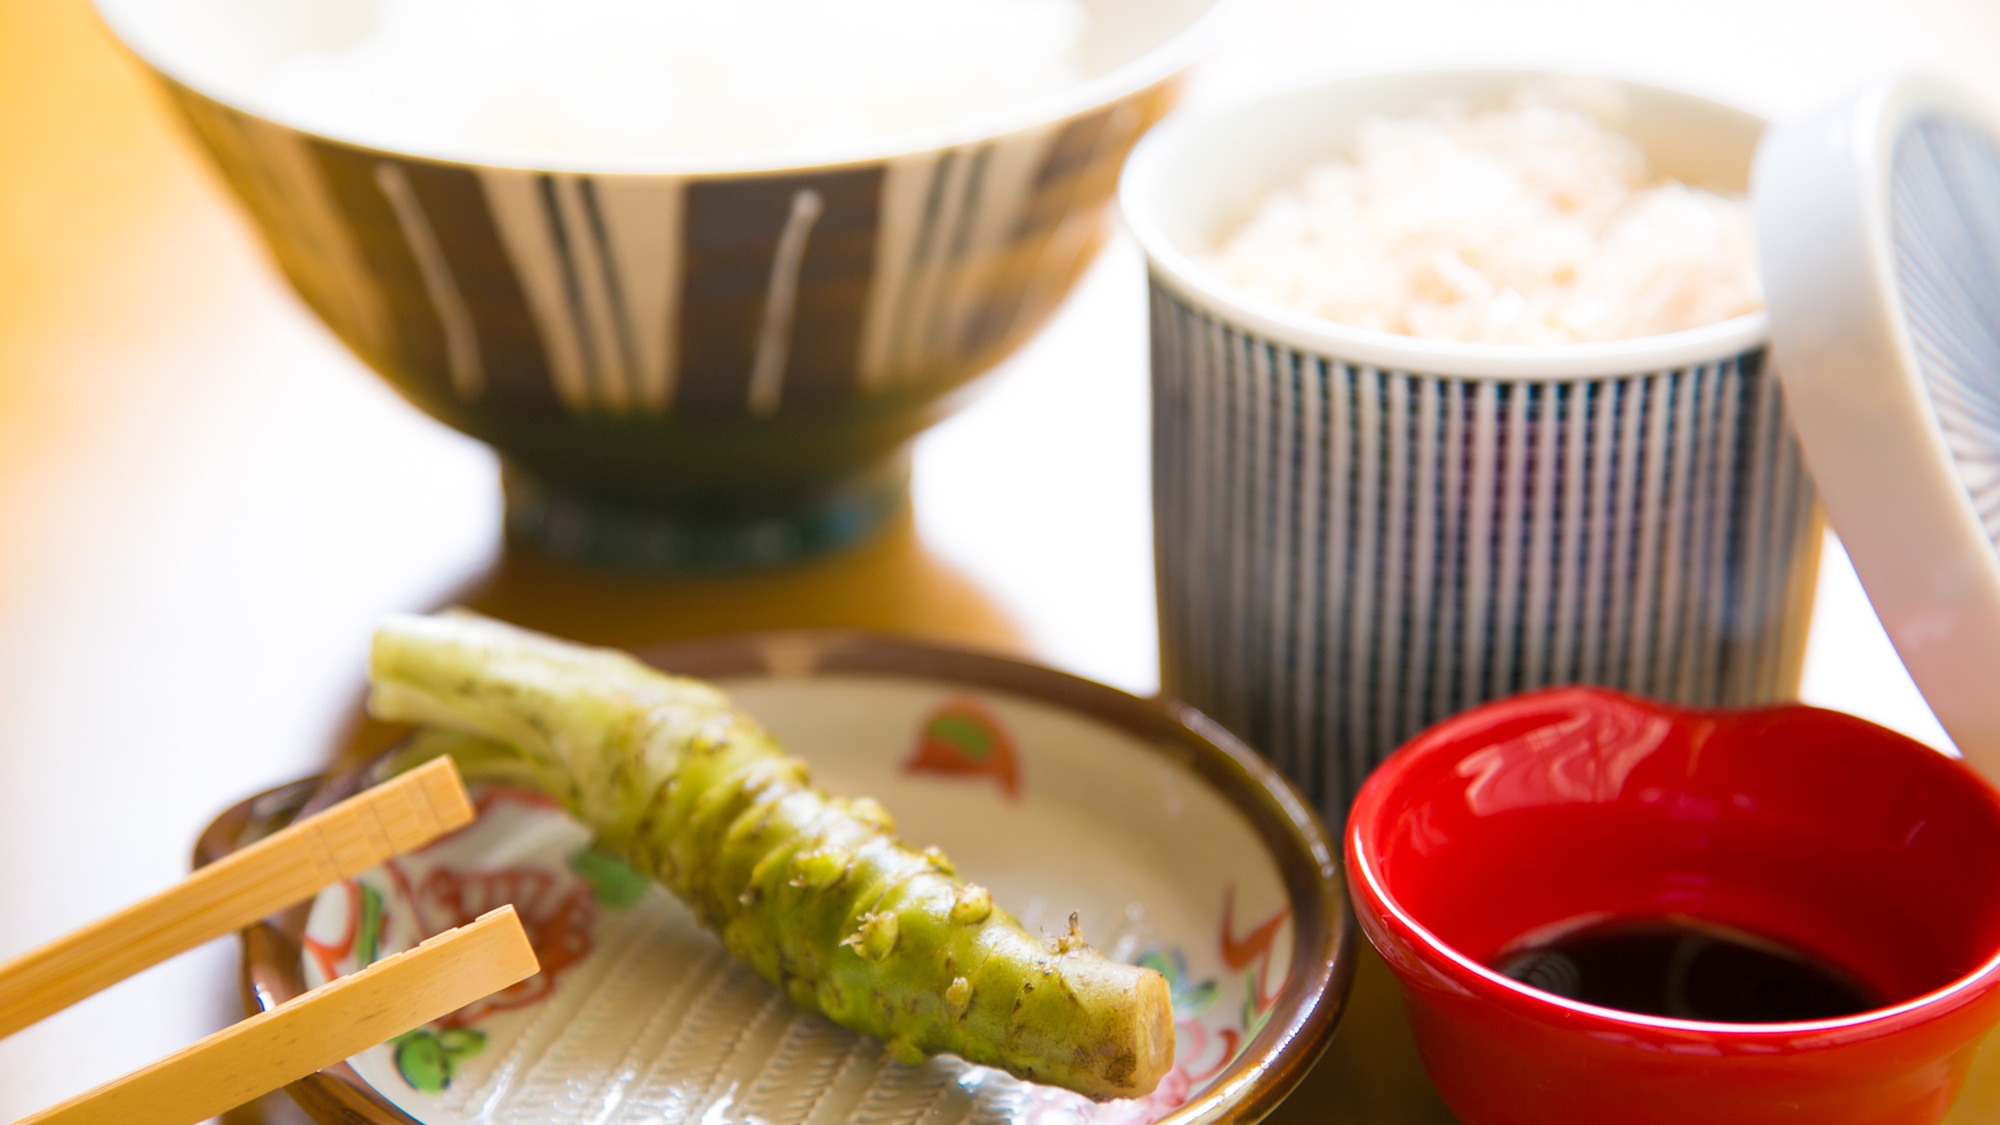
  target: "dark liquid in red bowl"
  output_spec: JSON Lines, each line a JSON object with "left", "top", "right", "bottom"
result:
{"left": 1494, "top": 918, "right": 1885, "bottom": 1023}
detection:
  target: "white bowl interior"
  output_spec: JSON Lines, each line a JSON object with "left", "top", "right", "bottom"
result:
{"left": 1122, "top": 69, "right": 1774, "bottom": 378}
{"left": 97, "top": 0, "right": 1234, "bottom": 170}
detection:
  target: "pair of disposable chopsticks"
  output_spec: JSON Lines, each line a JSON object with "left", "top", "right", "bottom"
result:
{"left": 0, "top": 757, "right": 540, "bottom": 1125}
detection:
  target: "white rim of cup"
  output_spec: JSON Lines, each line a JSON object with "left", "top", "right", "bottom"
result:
{"left": 93, "top": 0, "right": 1261, "bottom": 177}
{"left": 1118, "top": 67, "right": 1772, "bottom": 381}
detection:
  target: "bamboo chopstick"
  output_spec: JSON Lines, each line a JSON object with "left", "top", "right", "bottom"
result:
{"left": 0, "top": 756, "right": 475, "bottom": 1040}
{"left": 14, "top": 905, "right": 538, "bottom": 1125}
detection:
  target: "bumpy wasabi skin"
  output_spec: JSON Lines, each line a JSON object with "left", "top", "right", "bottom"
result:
{"left": 366, "top": 612, "right": 1175, "bottom": 1101}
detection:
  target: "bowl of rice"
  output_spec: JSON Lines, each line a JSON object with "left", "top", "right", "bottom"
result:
{"left": 1120, "top": 69, "right": 1824, "bottom": 820}
{"left": 96, "top": 0, "right": 1247, "bottom": 572}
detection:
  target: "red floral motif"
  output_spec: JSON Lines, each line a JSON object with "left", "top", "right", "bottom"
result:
{"left": 303, "top": 879, "right": 364, "bottom": 985}
{"left": 1220, "top": 884, "right": 1289, "bottom": 1019}
{"left": 305, "top": 788, "right": 600, "bottom": 1030}
{"left": 1172, "top": 1019, "right": 1241, "bottom": 1085}
{"left": 412, "top": 864, "right": 597, "bottom": 1026}
{"left": 903, "top": 697, "right": 1021, "bottom": 800}
{"left": 1012, "top": 886, "right": 1293, "bottom": 1125}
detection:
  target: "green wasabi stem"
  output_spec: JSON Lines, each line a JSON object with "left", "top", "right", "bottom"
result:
{"left": 366, "top": 612, "right": 1175, "bottom": 1101}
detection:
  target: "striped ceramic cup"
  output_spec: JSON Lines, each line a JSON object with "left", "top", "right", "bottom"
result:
{"left": 1121, "top": 71, "right": 1823, "bottom": 820}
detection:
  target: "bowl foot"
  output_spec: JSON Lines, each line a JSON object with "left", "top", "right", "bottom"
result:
{"left": 502, "top": 456, "right": 909, "bottom": 574}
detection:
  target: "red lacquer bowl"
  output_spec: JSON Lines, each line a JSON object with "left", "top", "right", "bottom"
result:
{"left": 1346, "top": 687, "right": 2000, "bottom": 1125}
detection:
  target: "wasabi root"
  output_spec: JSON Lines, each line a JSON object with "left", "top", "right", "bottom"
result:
{"left": 366, "top": 612, "right": 1175, "bottom": 1101}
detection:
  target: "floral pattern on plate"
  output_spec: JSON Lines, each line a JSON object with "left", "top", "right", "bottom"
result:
{"left": 303, "top": 676, "right": 1297, "bottom": 1125}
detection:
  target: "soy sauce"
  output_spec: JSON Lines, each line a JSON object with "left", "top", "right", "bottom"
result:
{"left": 1493, "top": 918, "right": 1884, "bottom": 1023}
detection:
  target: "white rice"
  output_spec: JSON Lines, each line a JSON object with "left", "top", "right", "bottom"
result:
{"left": 261, "top": 0, "right": 1089, "bottom": 159}
{"left": 1208, "top": 92, "right": 1763, "bottom": 344}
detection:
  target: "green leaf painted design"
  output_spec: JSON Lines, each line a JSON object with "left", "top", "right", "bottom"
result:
{"left": 393, "top": 1027, "right": 488, "bottom": 1093}
{"left": 437, "top": 1027, "right": 488, "bottom": 1058}
{"left": 1177, "top": 977, "right": 1221, "bottom": 1016}
{"left": 1137, "top": 950, "right": 1176, "bottom": 982}
{"left": 1138, "top": 948, "right": 1219, "bottom": 1017}
{"left": 570, "top": 847, "right": 649, "bottom": 909}
{"left": 1240, "top": 969, "right": 1275, "bottom": 1039}
{"left": 928, "top": 715, "right": 993, "bottom": 760}
{"left": 394, "top": 1030, "right": 450, "bottom": 1093}
{"left": 356, "top": 882, "right": 385, "bottom": 968}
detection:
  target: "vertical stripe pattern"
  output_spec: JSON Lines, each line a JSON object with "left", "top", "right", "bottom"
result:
{"left": 164, "top": 85, "right": 394, "bottom": 365}
{"left": 1891, "top": 114, "right": 2000, "bottom": 548}
{"left": 1151, "top": 280, "right": 1823, "bottom": 820}
{"left": 160, "top": 79, "right": 1175, "bottom": 424}
{"left": 749, "top": 189, "right": 830, "bottom": 417}
{"left": 374, "top": 162, "right": 485, "bottom": 400}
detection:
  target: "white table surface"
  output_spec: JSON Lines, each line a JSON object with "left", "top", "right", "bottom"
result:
{"left": 0, "top": 0, "right": 1993, "bottom": 1118}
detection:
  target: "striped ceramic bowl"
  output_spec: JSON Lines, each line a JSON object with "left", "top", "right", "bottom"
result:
{"left": 1121, "top": 70, "right": 1825, "bottom": 822}
{"left": 96, "top": 0, "right": 1246, "bottom": 572}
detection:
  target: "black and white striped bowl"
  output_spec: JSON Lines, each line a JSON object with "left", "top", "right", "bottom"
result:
{"left": 1121, "top": 70, "right": 1824, "bottom": 820}
{"left": 97, "top": 0, "right": 1247, "bottom": 572}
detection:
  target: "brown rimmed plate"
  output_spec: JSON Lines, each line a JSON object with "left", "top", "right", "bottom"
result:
{"left": 196, "top": 631, "right": 1352, "bottom": 1125}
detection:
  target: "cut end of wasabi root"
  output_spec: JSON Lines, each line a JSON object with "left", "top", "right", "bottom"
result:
{"left": 366, "top": 611, "right": 1177, "bottom": 1101}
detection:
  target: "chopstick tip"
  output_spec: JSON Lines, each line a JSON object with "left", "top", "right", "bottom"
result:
{"left": 407, "top": 755, "right": 476, "bottom": 832}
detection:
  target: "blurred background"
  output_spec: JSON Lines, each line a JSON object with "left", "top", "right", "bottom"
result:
{"left": 0, "top": 0, "right": 1995, "bottom": 1119}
